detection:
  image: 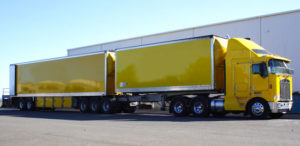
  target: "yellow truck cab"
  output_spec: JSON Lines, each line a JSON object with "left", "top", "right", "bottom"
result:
{"left": 224, "top": 38, "right": 293, "bottom": 118}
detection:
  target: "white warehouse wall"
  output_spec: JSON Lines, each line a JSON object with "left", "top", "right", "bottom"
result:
{"left": 261, "top": 11, "right": 300, "bottom": 93}
{"left": 67, "top": 9, "right": 300, "bottom": 92}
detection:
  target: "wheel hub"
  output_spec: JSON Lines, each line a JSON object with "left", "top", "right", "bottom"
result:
{"left": 80, "top": 103, "right": 87, "bottom": 110}
{"left": 193, "top": 103, "right": 204, "bottom": 114}
{"left": 103, "top": 102, "right": 110, "bottom": 112}
{"left": 27, "top": 102, "right": 32, "bottom": 109}
{"left": 251, "top": 102, "right": 264, "bottom": 116}
{"left": 174, "top": 103, "right": 184, "bottom": 113}
{"left": 19, "top": 102, "right": 24, "bottom": 109}
{"left": 91, "top": 103, "right": 97, "bottom": 111}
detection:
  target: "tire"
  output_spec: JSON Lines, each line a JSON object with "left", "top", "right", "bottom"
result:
{"left": 269, "top": 113, "right": 284, "bottom": 119}
{"left": 26, "top": 100, "right": 35, "bottom": 111}
{"left": 122, "top": 105, "right": 136, "bottom": 113}
{"left": 100, "top": 98, "right": 113, "bottom": 114}
{"left": 170, "top": 98, "right": 189, "bottom": 117}
{"left": 90, "top": 99, "right": 101, "bottom": 113}
{"left": 79, "top": 101, "right": 90, "bottom": 113}
{"left": 191, "top": 98, "right": 209, "bottom": 117}
{"left": 248, "top": 99, "right": 269, "bottom": 119}
{"left": 19, "top": 99, "right": 26, "bottom": 111}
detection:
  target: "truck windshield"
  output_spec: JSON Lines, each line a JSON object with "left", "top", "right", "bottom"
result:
{"left": 268, "top": 59, "right": 294, "bottom": 75}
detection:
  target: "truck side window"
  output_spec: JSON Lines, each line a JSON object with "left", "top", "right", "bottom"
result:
{"left": 252, "top": 63, "right": 268, "bottom": 78}
{"left": 252, "top": 64, "right": 260, "bottom": 74}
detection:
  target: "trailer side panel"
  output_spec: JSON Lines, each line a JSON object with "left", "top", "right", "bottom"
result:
{"left": 15, "top": 53, "right": 106, "bottom": 97}
{"left": 116, "top": 37, "right": 214, "bottom": 93}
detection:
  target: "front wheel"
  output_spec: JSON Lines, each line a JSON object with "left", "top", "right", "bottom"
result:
{"left": 248, "top": 99, "right": 269, "bottom": 119}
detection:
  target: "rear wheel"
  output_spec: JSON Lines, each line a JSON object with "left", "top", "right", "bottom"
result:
{"left": 100, "top": 98, "right": 113, "bottom": 114}
{"left": 79, "top": 101, "right": 90, "bottom": 113}
{"left": 248, "top": 99, "right": 269, "bottom": 119}
{"left": 26, "top": 100, "right": 35, "bottom": 111}
{"left": 191, "top": 98, "right": 209, "bottom": 117}
{"left": 19, "top": 99, "right": 26, "bottom": 111}
{"left": 170, "top": 98, "right": 189, "bottom": 117}
{"left": 90, "top": 99, "right": 101, "bottom": 113}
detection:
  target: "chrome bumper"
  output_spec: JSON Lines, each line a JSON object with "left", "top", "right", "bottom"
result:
{"left": 268, "top": 102, "right": 293, "bottom": 113}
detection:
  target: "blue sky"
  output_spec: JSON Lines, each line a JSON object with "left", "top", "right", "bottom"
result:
{"left": 0, "top": 0, "right": 299, "bottom": 97}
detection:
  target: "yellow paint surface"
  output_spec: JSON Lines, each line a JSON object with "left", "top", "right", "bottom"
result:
{"left": 63, "top": 97, "right": 72, "bottom": 108}
{"left": 116, "top": 38, "right": 213, "bottom": 90}
{"left": 213, "top": 37, "right": 228, "bottom": 90}
{"left": 36, "top": 98, "right": 44, "bottom": 107}
{"left": 45, "top": 97, "right": 53, "bottom": 107}
{"left": 16, "top": 53, "right": 106, "bottom": 95}
{"left": 35, "top": 97, "right": 72, "bottom": 108}
{"left": 106, "top": 52, "right": 116, "bottom": 94}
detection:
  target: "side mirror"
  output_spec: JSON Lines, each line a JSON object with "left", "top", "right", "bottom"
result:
{"left": 259, "top": 63, "right": 268, "bottom": 78}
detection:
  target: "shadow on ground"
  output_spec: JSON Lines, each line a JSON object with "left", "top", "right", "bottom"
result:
{"left": 0, "top": 108, "right": 299, "bottom": 122}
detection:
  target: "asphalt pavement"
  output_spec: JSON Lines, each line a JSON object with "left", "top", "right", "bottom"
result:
{"left": 0, "top": 108, "right": 299, "bottom": 146}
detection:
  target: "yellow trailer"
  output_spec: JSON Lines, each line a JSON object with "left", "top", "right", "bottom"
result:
{"left": 10, "top": 52, "right": 115, "bottom": 111}
{"left": 116, "top": 36, "right": 227, "bottom": 93}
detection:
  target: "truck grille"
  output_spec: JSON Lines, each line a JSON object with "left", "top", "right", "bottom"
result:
{"left": 280, "top": 79, "right": 290, "bottom": 101}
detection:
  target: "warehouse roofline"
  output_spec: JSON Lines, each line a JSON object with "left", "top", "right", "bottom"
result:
{"left": 68, "top": 9, "right": 300, "bottom": 52}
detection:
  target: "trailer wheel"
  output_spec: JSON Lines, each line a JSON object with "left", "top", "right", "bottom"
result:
{"left": 90, "top": 99, "right": 101, "bottom": 113}
{"left": 100, "top": 98, "right": 113, "bottom": 114}
{"left": 19, "top": 99, "right": 26, "bottom": 111}
{"left": 191, "top": 98, "right": 209, "bottom": 117}
{"left": 248, "top": 99, "right": 269, "bottom": 119}
{"left": 171, "top": 98, "right": 189, "bottom": 116}
{"left": 79, "top": 101, "right": 90, "bottom": 113}
{"left": 26, "top": 100, "right": 35, "bottom": 111}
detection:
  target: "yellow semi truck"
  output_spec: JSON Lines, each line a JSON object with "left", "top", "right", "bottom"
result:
{"left": 7, "top": 35, "right": 293, "bottom": 118}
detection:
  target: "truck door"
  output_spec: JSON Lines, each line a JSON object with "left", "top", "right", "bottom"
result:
{"left": 234, "top": 62, "right": 250, "bottom": 105}
{"left": 251, "top": 63, "right": 268, "bottom": 95}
